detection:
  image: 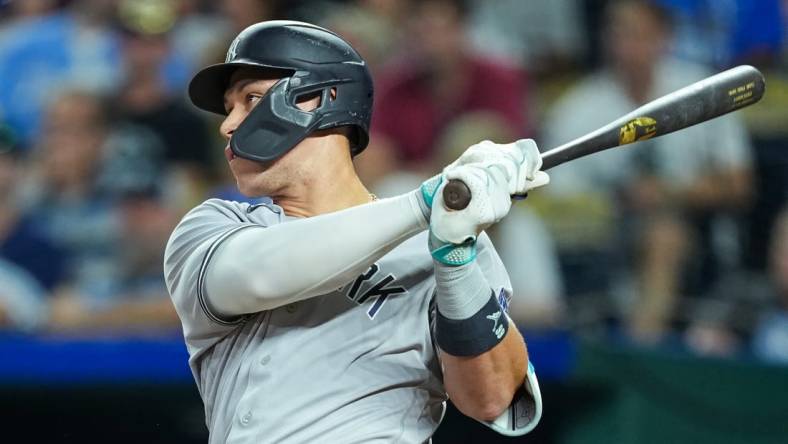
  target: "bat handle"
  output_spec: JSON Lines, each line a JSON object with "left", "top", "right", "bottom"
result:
{"left": 442, "top": 179, "right": 529, "bottom": 210}
{"left": 443, "top": 179, "right": 472, "bottom": 210}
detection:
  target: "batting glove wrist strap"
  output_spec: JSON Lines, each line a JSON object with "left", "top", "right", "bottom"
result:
{"left": 429, "top": 231, "right": 476, "bottom": 266}
{"left": 419, "top": 175, "right": 442, "bottom": 214}
{"left": 436, "top": 290, "right": 509, "bottom": 356}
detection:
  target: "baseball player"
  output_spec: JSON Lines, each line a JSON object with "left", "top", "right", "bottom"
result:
{"left": 165, "top": 21, "right": 546, "bottom": 443}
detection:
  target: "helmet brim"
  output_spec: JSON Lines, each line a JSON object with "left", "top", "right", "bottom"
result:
{"left": 188, "top": 61, "right": 293, "bottom": 115}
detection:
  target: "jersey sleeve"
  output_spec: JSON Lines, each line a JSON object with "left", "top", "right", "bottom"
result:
{"left": 474, "top": 232, "right": 544, "bottom": 436}
{"left": 163, "top": 199, "right": 277, "bottom": 358}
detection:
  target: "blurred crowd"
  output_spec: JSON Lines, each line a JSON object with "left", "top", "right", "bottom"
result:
{"left": 0, "top": 0, "right": 786, "bottom": 365}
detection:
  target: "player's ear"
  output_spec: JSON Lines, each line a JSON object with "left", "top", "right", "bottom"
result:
{"left": 295, "top": 87, "right": 337, "bottom": 112}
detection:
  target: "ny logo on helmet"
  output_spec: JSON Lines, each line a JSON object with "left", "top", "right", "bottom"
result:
{"left": 226, "top": 38, "right": 240, "bottom": 62}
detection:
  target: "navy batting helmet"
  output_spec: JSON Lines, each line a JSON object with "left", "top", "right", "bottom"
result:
{"left": 188, "top": 20, "right": 374, "bottom": 162}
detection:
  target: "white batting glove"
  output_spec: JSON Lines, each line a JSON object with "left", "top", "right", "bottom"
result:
{"left": 433, "top": 164, "right": 512, "bottom": 242}
{"left": 420, "top": 139, "right": 549, "bottom": 265}
{"left": 447, "top": 139, "right": 550, "bottom": 195}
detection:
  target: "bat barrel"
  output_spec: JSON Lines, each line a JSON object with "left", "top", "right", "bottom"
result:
{"left": 442, "top": 65, "right": 765, "bottom": 211}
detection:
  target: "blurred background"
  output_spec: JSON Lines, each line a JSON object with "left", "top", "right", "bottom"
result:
{"left": 0, "top": 0, "right": 786, "bottom": 442}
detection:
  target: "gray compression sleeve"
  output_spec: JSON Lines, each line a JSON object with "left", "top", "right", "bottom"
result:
{"left": 434, "top": 257, "right": 509, "bottom": 356}
{"left": 434, "top": 260, "right": 491, "bottom": 319}
{"left": 204, "top": 191, "right": 428, "bottom": 317}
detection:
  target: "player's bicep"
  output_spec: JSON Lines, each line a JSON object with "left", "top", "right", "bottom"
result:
{"left": 202, "top": 225, "right": 289, "bottom": 318}
{"left": 164, "top": 203, "right": 258, "bottom": 333}
{"left": 198, "top": 224, "right": 263, "bottom": 322}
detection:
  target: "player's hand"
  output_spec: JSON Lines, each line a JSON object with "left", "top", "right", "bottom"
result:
{"left": 432, "top": 164, "right": 512, "bottom": 244}
{"left": 446, "top": 139, "right": 549, "bottom": 196}
{"left": 425, "top": 164, "right": 511, "bottom": 265}
{"left": 419, "top": 139, "right": 549, "bottom": 211}
{"left": 419, "top": 139, "right": 549, "bottom": 265}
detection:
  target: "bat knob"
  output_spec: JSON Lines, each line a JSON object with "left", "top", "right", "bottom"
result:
{"left": 443, "top": 179, "right": 472, "bottom": 210}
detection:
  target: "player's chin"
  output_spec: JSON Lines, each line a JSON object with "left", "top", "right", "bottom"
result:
{"left": 230, "top": 158, "right": 276, "bottom": 196}
{"left": 235, "top": 176, "right": 267, "bottom": 198}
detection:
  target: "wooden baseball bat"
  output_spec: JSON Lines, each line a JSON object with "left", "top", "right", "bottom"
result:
{"left": 442, "top": 65, "right": 766, "bottom": 211}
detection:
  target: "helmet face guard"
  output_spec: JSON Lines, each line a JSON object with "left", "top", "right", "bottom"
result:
{"left": 230, "top": 76, "right": 320, "bottom": 162}
{"left": 231, "top": 66, "right": 369, "bottom": 162}
{"left": 188, "top": 21, "right": 373, "bottom": 163}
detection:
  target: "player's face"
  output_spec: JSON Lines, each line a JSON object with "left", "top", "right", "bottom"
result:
{"left": 220, "top": 68, "right": 321, "bottom": 197}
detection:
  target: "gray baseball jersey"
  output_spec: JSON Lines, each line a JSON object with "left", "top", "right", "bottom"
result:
{"left": 164, "top": 198, "right": 541, "bottom": 443}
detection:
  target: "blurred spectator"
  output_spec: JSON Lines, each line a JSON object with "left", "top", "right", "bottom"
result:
{"left": 0, "top": 124, "right": 65, "bottom": 291}
{"left": 741, "top": 74, "right": 788, "bottom": 271}
{"left": 221, "top": 0, "right": 282, "bottom": 34}
{"left": 0, "top": 257, "right": 49, "bottom": 331}
{"left": 25, "top": 90, "right": 121, "bottom": 297}
{"left": 468, "top": 0, "right": 587, "bottom": 70}
{"left": 731, "top": 6, "right": 788, "bottom": 271}
{"left": 44, "top": 114, "right": 180, "bottom": 333}
{"left": 115, "top": 0, "right": 216, "bottom": 175}
{"left": 116, "top": 0, "right": 193, "bottom": 94}
{"left": 0, "top": 124, "right": 58, "bottom": 331}
{"left": 652, "top": 0, "right": 784, "bottom": 68}
{"left": 24, "top": 89, "right": 171, "bottom": 315}
{"left": 3, "top": 0, "right": 59, "bottom": 19}
{"left": 370, "top": 0, "right": 531, "bottom": 168}
{"left": 751, "top": 209, "right": 788, "bottom": 363}
{"left": 541, "top": 0, "right": 753, "bottom": 342}
{"left": 685, "top": 208, "right": 788, "bottom": 364}
{"left": 169, "top": 0, "right": 232, "bottom": 72}
{"left": 0, "top": 0, "right": 121, "bottom": 145}
{"left": 322, "top": 0, "right": 410, "bottom": 72}
{"left": 48, "top": 184, "right": 180, "bottom": 333}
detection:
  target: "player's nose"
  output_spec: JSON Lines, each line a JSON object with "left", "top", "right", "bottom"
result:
{"left": 220, "top": 110, "right": 244, "bottom": 140}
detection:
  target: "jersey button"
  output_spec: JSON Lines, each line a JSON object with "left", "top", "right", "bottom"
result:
{"left": 285, "top": 303, "right": 298, "bottom": 313}
{"left": 260, "top": 355, "right": 271, "bottom": 366}
{"left": 240, "top": 411, "right": 252, "bottom": 426}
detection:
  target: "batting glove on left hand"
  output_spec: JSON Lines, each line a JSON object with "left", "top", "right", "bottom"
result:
{"left": 447, "top": 139, "right": 550, "bottom": 195}
{"left": 420, "top": 139, "right": 550, "bottom": 266}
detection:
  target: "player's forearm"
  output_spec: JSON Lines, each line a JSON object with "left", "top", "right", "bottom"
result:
{"left": 432, "top": 258, "right": 528, "bottom": 421}
{"left": 205, "top": 191, "right": 428, "bottom": 316}
{"left": 441, "top": 326, "right": 528, "bottom": 421}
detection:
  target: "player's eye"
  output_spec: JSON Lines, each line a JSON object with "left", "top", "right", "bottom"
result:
{"left": 246, "top": 94, "right": 262, "bottom": 105}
